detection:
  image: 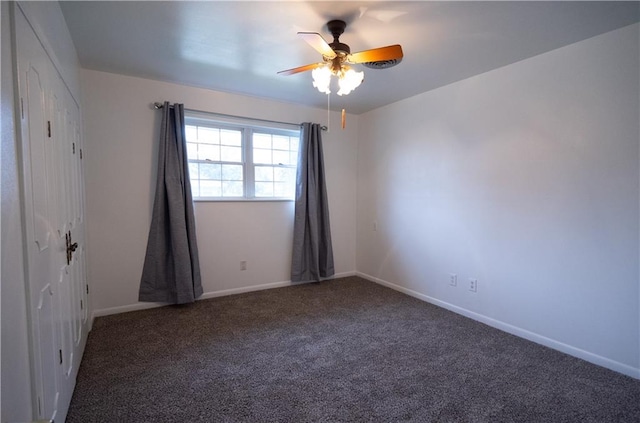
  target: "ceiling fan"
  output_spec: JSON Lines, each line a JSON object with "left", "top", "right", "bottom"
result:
{"left": 278, "top": 20, "right": 404, "bottom": 96}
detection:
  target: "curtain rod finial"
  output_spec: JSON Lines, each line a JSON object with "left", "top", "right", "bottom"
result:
{"left": 153, "top": 102, "right": 163, "bottom": 109}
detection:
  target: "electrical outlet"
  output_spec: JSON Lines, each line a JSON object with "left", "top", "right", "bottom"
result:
{"left": 240, "top": 261, "right": 247, "bottom": 271}
{"left": 469, "top": 278, "right": 477, "bottom": 292}
{"left": 449, "top": 274, "right": 457, "bottom": 286}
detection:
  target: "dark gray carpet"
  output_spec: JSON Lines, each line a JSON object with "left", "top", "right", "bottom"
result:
{"left": 67, "top": 276, "right": 640, "bottom": 422}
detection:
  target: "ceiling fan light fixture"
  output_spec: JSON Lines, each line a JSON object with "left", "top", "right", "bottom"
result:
{"left": 312, "top": 63, "right": 364, "bottom": 96}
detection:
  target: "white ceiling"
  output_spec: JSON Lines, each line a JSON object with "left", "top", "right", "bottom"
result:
{"left": 59, "top": 1, "right": 639, "bottom": 115}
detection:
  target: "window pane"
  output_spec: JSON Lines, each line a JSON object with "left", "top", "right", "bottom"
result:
{"left": 273, "top": 135, "right": 289, "bottom": 151}
{"left": 190, "top": 179, "right": 200, "bottom": 197}
{"left": 255, "top": 166, "right": 274, "bottom": 182}
{"left": 253, "top": 133, "right": 271, "bottom": 149}
{"left": 200, "top": 180, "right": 221, "bottom": 197}
{"left": 187, "top": 142, "right": 198, "bottom": 160}
{"left": 198, "top": 144, "right": 220, "bottom": 161}
{"left": 273, "top": 150, "right": 290, "bottom": 165}
{"left": 221, "top": 129, "right": 242, "bottom": 146}
{"left": 221, "top": 146, "right": 242, "bottom": 162}
{"left": 222, "top": 164, "right": 243, "bottom": 181}
{"left": 274, "top": 166, "right": 294, "bottom": 182}
{"left": 290, "top": 137, "right": 300, "bottom": 152}
{"left": 290, "top": 151, "right": 298, "bottom": 165}
{"left": 274, "top": 182, "right": 290, "bottom": 198}
{"left": 198, "top": 127, "right": 219, "bottom": 144}
{"left": 200, "top": 163, "right": 221, "bottom": 180}
{"left": 255, "top": 182, "right": 274, "bottom": 197}
{"left": 222, "top": 181, "right": 243, "bottom": 196}
{"left": 253, "top": 148, "right": 272, "bottom": 164}
{"left": 188, "top": 162, "right": 199, "bottom": 178}
{"left": 186, "top": 125, "right": 198, "bottom": 142}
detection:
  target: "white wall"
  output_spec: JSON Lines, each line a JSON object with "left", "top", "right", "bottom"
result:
{"left": 356, "top": 23, "right": 640, "bottom": 378}
{"left": 81, "top": 70, "right": 358, "bottom": 315}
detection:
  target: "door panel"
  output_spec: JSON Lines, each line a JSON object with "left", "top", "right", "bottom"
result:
{"left": 35, "top": 283, "right": 59, "bottom": 420}
{"left": 25, "top": 64, "right": 50, "bottom": 253}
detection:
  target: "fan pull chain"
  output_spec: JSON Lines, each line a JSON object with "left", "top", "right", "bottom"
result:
{"left": 327, "top": 92, "right": 331, "bottom": 133}
{"left": 341, "top": 109, "right": 346, "bottom": 129}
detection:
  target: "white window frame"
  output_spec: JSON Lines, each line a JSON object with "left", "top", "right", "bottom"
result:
{"left": 185, "top": 111, "right": 300, "bottom": 202}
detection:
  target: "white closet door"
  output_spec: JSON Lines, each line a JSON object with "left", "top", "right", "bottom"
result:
{"left": 15, "top": 6, "right": 89, "bottom": 422}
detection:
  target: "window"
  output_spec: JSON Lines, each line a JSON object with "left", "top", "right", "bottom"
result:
{"left": 185, "top": 113, "right": 300, "bottom": 201}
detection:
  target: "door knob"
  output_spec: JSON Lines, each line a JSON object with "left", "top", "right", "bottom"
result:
{"left": 66, "top": 231, "right": 78, "bottom": 265}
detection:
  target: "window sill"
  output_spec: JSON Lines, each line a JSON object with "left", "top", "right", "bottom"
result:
{"left": 193, "top": 197, "right": 294, "bottom": 203}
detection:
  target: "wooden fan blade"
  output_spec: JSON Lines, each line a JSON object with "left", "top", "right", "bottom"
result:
{"left": 277, "top": 62, "right": 325, "bottom": 76}
{"left": 298, "top": 32, "right": 337, "bottom": 59}
{"left": 348, "top": 44, "right": 403, "bottom": 64}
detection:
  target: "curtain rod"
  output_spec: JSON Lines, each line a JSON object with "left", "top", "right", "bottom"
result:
{"left": 153, "top": 102, "right": 327, "bottom": 131}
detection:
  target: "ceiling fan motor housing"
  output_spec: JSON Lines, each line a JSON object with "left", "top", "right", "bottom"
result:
{"left": 329, "top": 41, "right": 351, "bottom": 55}
{"left": 327, "top": 20, "right": 350, "bottom": 54}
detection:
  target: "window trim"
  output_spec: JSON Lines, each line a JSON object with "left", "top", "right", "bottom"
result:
{"left": 185, "top": 113, "right": 300, "bottom": 202}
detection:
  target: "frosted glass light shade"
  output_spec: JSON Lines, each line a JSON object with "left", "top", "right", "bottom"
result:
{"left": 312, "top": 65, "right": 332, "bottom": 94}
{"left": 337, "top": 68, "right": 364, "bottom": 96}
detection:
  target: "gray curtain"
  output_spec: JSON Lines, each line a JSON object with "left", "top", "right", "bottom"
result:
{"left": 139, "top": 102, "right": 203, "bottom": 304}
{"left": 291, "top": 122, "right": 334, "bottom": 282}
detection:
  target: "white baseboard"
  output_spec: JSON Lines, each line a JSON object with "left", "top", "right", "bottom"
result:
{"left": 199, "top": 271, "right": 356, "bottom": 300}
{"left": 90, "top": 271, "right": 356, "bottom": 323}
{"left": 91, "top": 301, "right": 167, "bottom": 319}
{"left": 356, "top": 271, "right": 640, "bottom": 380}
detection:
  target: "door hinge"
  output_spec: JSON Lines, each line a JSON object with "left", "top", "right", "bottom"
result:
{"left": 59, "top": 349, "right": 62, "bottom": 365}
{"left": 72, "top": 142, "right": 75, "bottom": 154}
{"left": 38, "top": 396, "right": 42, "bottom": 415}
{"left": 47, "top": 121, "right": 51, "bottom": 138}
{"left": 86, "top": 284, "right": 89, "bottom": 295}
{"left": 80, "top": 148, "right": 83, "bottom": 160}
{"left": 20, "top": 97, "right": 24, "bottom": 119}
{"left": 80, "top": 299, "right": 83, "bottom": 310}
